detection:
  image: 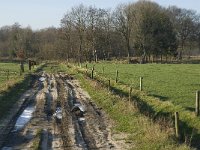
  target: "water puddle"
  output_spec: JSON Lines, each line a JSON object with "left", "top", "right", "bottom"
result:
{"left": 12, "top": 105, "right": 35, "bottom": 132}
{"left": 1, "top": 104, "right": 36, "bottom": 149}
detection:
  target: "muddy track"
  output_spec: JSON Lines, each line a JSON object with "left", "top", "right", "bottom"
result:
{"left": 0, "top": 72, "right": 128, "bottom": 150}
{"left": 65, "top": 79, "right": 115, "bottom": 149}
{"left": 56, "top": 75, "right": 113, "bottom": 149}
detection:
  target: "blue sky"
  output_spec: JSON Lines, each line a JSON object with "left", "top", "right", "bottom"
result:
{"left": 0, "top": 0, "right": 200, "bottom": 30}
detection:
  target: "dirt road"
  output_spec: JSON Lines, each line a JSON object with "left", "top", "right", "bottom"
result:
{"left": 0, "top": 72, "right": 128, "bottom": 150}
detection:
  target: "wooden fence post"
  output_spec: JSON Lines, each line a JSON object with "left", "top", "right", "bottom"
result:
{"left": 175, "top": 112, "right": 180, "bottom": 139}
{"left": 116, "top": 70, "right": 119, "bottom": 83}
{"left": 91, "top": 68, "right": 94, "bottom": 79}
{"left": 108, "top": 79, "right": 110, "bottom": 91}
{"left": 28, "top": 60, "right": 31, "bottom": 71}
{"left": 102, "top": 66, "right": 104, "bottom": 74}
{"left": 129, "top": 87, "right": 132, "bottom": 103}
{"left": 20, "top": 61, "right": 24, "bottom": 73}
{"left": 85, "top": 64, "right": 88, "bottom": 74}
{"left": 140, "top": 77, "right": 143, "bottom": 91}
{"left": 92, "top": 65, "right": 95, "bottom": 71}
{"left": 7, "top": 70, "right": 9, "bottom": 80}
{"left": 196, "top": 91, "right": 200, "bottom": 116}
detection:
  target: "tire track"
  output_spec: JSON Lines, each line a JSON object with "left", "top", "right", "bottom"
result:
{"left": 1, "top": 72, "right": 127, "bottom": 150}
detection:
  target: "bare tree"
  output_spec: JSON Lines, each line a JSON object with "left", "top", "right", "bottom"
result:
{"left": 61, "top": 12, "right": 75, "bottom": 61}
{"left": 113, "top": 3, "right": 135, "bottom": 62}
{"left": 98, "top": 9, "right": 113, "bottom": 60}
{"left": 86, "top": 6, "right": 99, "bottom": 62}
{"left": 71, "top": 4, "right": 88, "bottom": 63}
{"left": 168, "top": 6, "right": 198, "bottom": 59}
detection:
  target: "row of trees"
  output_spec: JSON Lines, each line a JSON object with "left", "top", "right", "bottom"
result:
{"left": 0, "top": 1, "right": 200, "bottom": 63}
{"left": 0, "top": 23, "right": 58, "bottom": 60}
{"left": 60, "top": 1, "right": 178, "bottom": 63}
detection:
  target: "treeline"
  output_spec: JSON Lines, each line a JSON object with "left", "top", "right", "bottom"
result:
{"left": 0, "top": 0, "right": 200, "bottom": 63}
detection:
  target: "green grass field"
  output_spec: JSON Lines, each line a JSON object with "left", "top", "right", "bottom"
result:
{"left": 0, "top": 63, "right": 20, "bottom": 84}
{"left": 70, "top": 62, "right": 200, "bottom": 148}
{"left": 85, "top": 63, "right": 200, "bottom": 110}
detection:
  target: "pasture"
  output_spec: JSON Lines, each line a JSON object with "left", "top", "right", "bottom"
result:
{"left": 0, "top": 63, "right": 21, "bottom": 87}
{"left": 70, "top": 62, "right": 200, "bottom": 148}
{"left": 85, "top": 63, "right": 200, "bottom": 110}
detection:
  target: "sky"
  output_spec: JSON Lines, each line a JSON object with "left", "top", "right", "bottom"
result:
{"left": 0, "top": 0, "right": 200, "bottom": 30}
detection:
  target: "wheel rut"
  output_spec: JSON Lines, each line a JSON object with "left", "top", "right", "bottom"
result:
{"left": 0, "top": 72, "right": 126, "bottom": 150}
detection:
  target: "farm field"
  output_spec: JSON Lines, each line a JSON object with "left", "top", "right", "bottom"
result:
{"left": 0, "top": 63, "right": 21, "bottom": 86}
{"left": 85, "top": 63, "right": 200, "bottom": 110}
{"left": 71, "top": 62, "right": 200, "bottom": 148}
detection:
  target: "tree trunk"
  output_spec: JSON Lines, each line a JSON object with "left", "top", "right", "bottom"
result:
{"left": 127, "top": 39, "right": 130, "bottom": 64}
{"left": 152, "top": 55, "right": 154, "bottom": 63}
{"left": 198, "top": 40, "right": 200, "bottom": 53}
{"left": 79, "top": 34, "right": 83, "bottom": 64}
{"left": 179, "top": 41, "right": 184, "bottom": 60}
{"left": 20, "top": 61, "right": 24, "bottom": 73}
{"left": 145, "top": 55, "right": 148, "bottom": 63}
{"left": 148, "top": 55, "right": 150, "bottom": 63}
{"left": 28, "top": 60, "right": 31, "bottom": 71}
{"left": 95, "top": 53, "right": 98, "bottom": 62}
